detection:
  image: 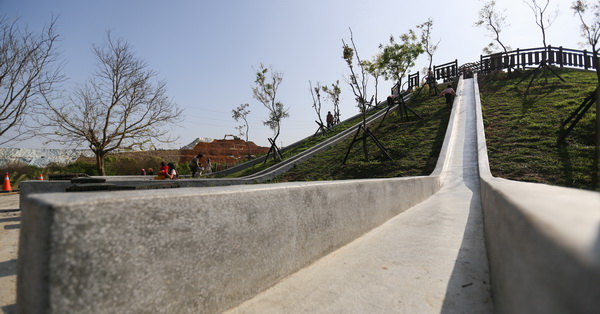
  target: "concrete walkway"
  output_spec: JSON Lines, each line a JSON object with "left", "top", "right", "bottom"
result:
{"left": 226, "top": 78, "right": 494, "bottom": 313}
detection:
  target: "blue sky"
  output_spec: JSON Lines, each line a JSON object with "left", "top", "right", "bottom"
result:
{"left": 3, "top": 0, "right": 584, "bottom": 149}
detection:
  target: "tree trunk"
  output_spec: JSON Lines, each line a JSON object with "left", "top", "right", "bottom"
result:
{"left": 594, "top": 51, "right": 600, "bottom": 190}
{"left": 362, "top": 135, "right": 369, "bottom": 162}
{"left": 595, "top": 85, "right": 599, "bottom": 189}
{"left": 95, "top": 152, "right": 106, "bottom": 176}
{"left": 245, "top": 142, "right": 251, "bottom": 159}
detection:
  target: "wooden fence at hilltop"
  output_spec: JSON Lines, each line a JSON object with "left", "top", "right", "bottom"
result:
{"left": 391, "top": 46, "right": 597, "bottom": 97}
{"left": 479, "top": 46, "right": 598, "bottom": 74}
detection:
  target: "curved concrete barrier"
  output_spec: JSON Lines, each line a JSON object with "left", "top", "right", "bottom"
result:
{"left": 17, "top": 177, "right": 440, "bottom": 313}
{"left": 15, "top": 80, "right": 457, "bottom": 313}
{"left": 473, "top": 74, "right": 600, "bottom": 313}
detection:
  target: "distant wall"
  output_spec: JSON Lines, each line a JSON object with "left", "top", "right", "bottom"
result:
{"left": 18, "top": 177, "right": 441, "bottom": 313}
{"left": 0, "top": 147, "right": 93, "bottom": 167}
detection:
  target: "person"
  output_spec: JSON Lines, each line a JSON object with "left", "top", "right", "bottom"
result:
{"left": 427, "top": 68, "right": 435, "bottom": 83}
{"left": 426, "top": 68, "right": 437, "bottom": 95}
{"left": 166, "top": 162, "right": 179, "bottom": 180}
{"left": 326, "top": 111, "right": 334, "bottom": 128}
{"left": 188, "top": 153, "right": 203, "bottom": 178}
{"left": 140, "top": 169, "right": 146, "bottom": 176}
{"left": 205, "top": 157, "right": 212, "bottom": 174}
{"left": 147, "top": 168, "right": 154, "bottom": 175}
{"left": 386, "top": 95, "right": 396, "bottom": 107}
{"left": 463, "top": 67, "right": 473, "bottom": 79}
{"left": 154, "top": 162, "right": 169, "bottom": 180}
{"left": 160, "top": 162, "right": 169, "bottom": 174}
{"left": 440, "top": 84, "right": 457, "bottom": 107}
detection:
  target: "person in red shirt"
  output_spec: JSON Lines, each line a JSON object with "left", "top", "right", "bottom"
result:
{"left": 440, "top": 84, "right": 457, "bottom": 107}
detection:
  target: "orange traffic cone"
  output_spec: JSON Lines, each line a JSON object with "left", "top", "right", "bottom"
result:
{"left": 38, "top": 173, "right": 44, "bottom": 180}
{"left": 2, "top": 172, "right": 12, "bottom": 192}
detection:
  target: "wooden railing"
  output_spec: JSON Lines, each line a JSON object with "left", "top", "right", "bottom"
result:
{"left": 434, "top": 59, "right": 458, "bottom": 82}
{"left": 392, "top": 46, "right": 596, "bottom": 95}
{"left": 407, "top": 72, "right": 420, "bottom": 90}
{"left": 400, "top": 59, "right": 459, "bottom": 93}
{"left": 479, "top": 46, "right": 598, "bottom": 73}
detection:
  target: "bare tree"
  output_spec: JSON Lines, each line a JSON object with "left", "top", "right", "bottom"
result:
{"left": 341, "top": 29, "right": 372, "bottom": 162}
{"left": 0, "top": 16, "right": 62, "bottom": 145}
{"left": 571, "top": 0, "right": 600, "bottom": 185}
{"left": 341, "top": 29, "right": 394, "bottom": 163}
{"left": 232, "top": 103, "right": 251, "bottom": 157}
{"left": 417, "top": 18, "right": 440, "bottom": 71}
{"left": 524, "top": 0, "right": 559, "bottom": 47}
{"left": 252, "top": 63, "right": 289, "bottom": 142}
{"left": 475, "top": 0, "right": 511, "bottom": 54}
{"left": 342, "top": 28, "right": 371, "bottom": 114}
{"left": 572, "top": 0, "right": 600, "bottom": 78}
{"left": 321, "top": 80, "right": 341, "bottom": 124}
{"left": 43, "top": 32, "right": 183, "bottom": 175}
{"left": 309, "top": 80, "right": 325, "bottom": 128}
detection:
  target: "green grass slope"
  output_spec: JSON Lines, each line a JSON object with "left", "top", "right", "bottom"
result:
{"left": 480, "top": 68, "right": 598, "bottom": 191}
{"left": 273, "top": 87, "right": 453, "bottom": 182}
{"left": 230, "top": 68, "right": 597, "bottom": 192}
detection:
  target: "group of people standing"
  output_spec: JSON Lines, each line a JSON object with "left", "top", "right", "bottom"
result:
{"left": 145, "top": 153, "right": 212, "bottom": 180}
{"left": 188, "top": 153, "right": 212, "bottom": 178}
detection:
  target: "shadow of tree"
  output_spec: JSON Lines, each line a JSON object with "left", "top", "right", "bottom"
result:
{"left": 0, "top": 259, "right": 17, "bottom": 278}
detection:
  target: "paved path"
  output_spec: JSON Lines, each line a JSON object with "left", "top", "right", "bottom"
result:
{"left": 0, "top": 193, "right": 19, "bottom": 314}
{"left": 227, "top": 78, "right": 494, "bottom": 313}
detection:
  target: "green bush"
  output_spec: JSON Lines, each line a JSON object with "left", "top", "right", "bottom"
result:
{"left": 0, "top": 161, "right": 47, "bottom": 189}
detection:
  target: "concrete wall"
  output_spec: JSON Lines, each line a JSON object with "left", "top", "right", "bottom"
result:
{"left": 19, "top": 178, "right": 253, "bottom": 204}
{"left": 472, "top": 75, "right": 600, "bottom": 314}
{"left": 18, "top": 176, "right": 441, "bottom": 313}
{"left": 16, "top": 84, "right": 445, "bottom": 314}
{"left": 479, "top": 178, "right": 600, "bottom": 313}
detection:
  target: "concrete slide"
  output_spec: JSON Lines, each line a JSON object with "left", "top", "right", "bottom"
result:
{"left": 19, "top": 75, "right": 599, "bottom": 312}
{"left": 225, "top": 77, "right": 494, "bottom": 313}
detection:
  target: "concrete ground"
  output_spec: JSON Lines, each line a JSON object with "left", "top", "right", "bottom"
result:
{"left": 226, "top": 78, "right": 494, "bottom": 313}
{"left": 0, "top": 193, "right": 19, "bottom": 314}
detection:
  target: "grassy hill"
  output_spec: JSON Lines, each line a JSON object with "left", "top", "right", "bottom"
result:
{"left": 270, "top": 68, "right": 598, "bottom": 192}
{"left": 272, "top": 88, "right": 453, "bottom": 181}
{"left": 480, "top": 68, "right": 598, "bottom": 191}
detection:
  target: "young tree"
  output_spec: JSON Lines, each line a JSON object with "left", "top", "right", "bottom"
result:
{"left": 475, "top": 0, "right": 511, "bottom": 54}
{"left": 417, "top": 18, "right": 440, "bottom": 71}
{"left": 376, "top": 29, "right": 424, "bottom": 93}
{"left": 362, "top": 57, "right": 383, "bottom": 106}
{"left": 309, "top": 80, "right": 326, "bottom": 130}
{"left": 232, "top": 103, "right": 251, "bottom": 157}
{"left": 0, "top": 16, "right": 62, "bottom": 145}
{"left": 341, "top": 29, "right": 373, "bottom": 161}
{"left": 524, "top": 0, "right": 559, "bottom": 47}
{"left": 43, "top": 32, "right": 183, "bottom": 175}
{"left": 342, "top": 29, "right": 371, "bottom": 114}
{"left": 341, "top": 29, "right": 394, "bottom": 163}
{"left": 572, "top": 0, "right": 600, "bottom": 79}
{"left": 571, "top": 0, "right": 600, "bottom": 184}
{"left": 321, "top": 80, "right": 341, "bottom": 124}
{"left": 252, "top": 63, "right": 289, "bottom": 142}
